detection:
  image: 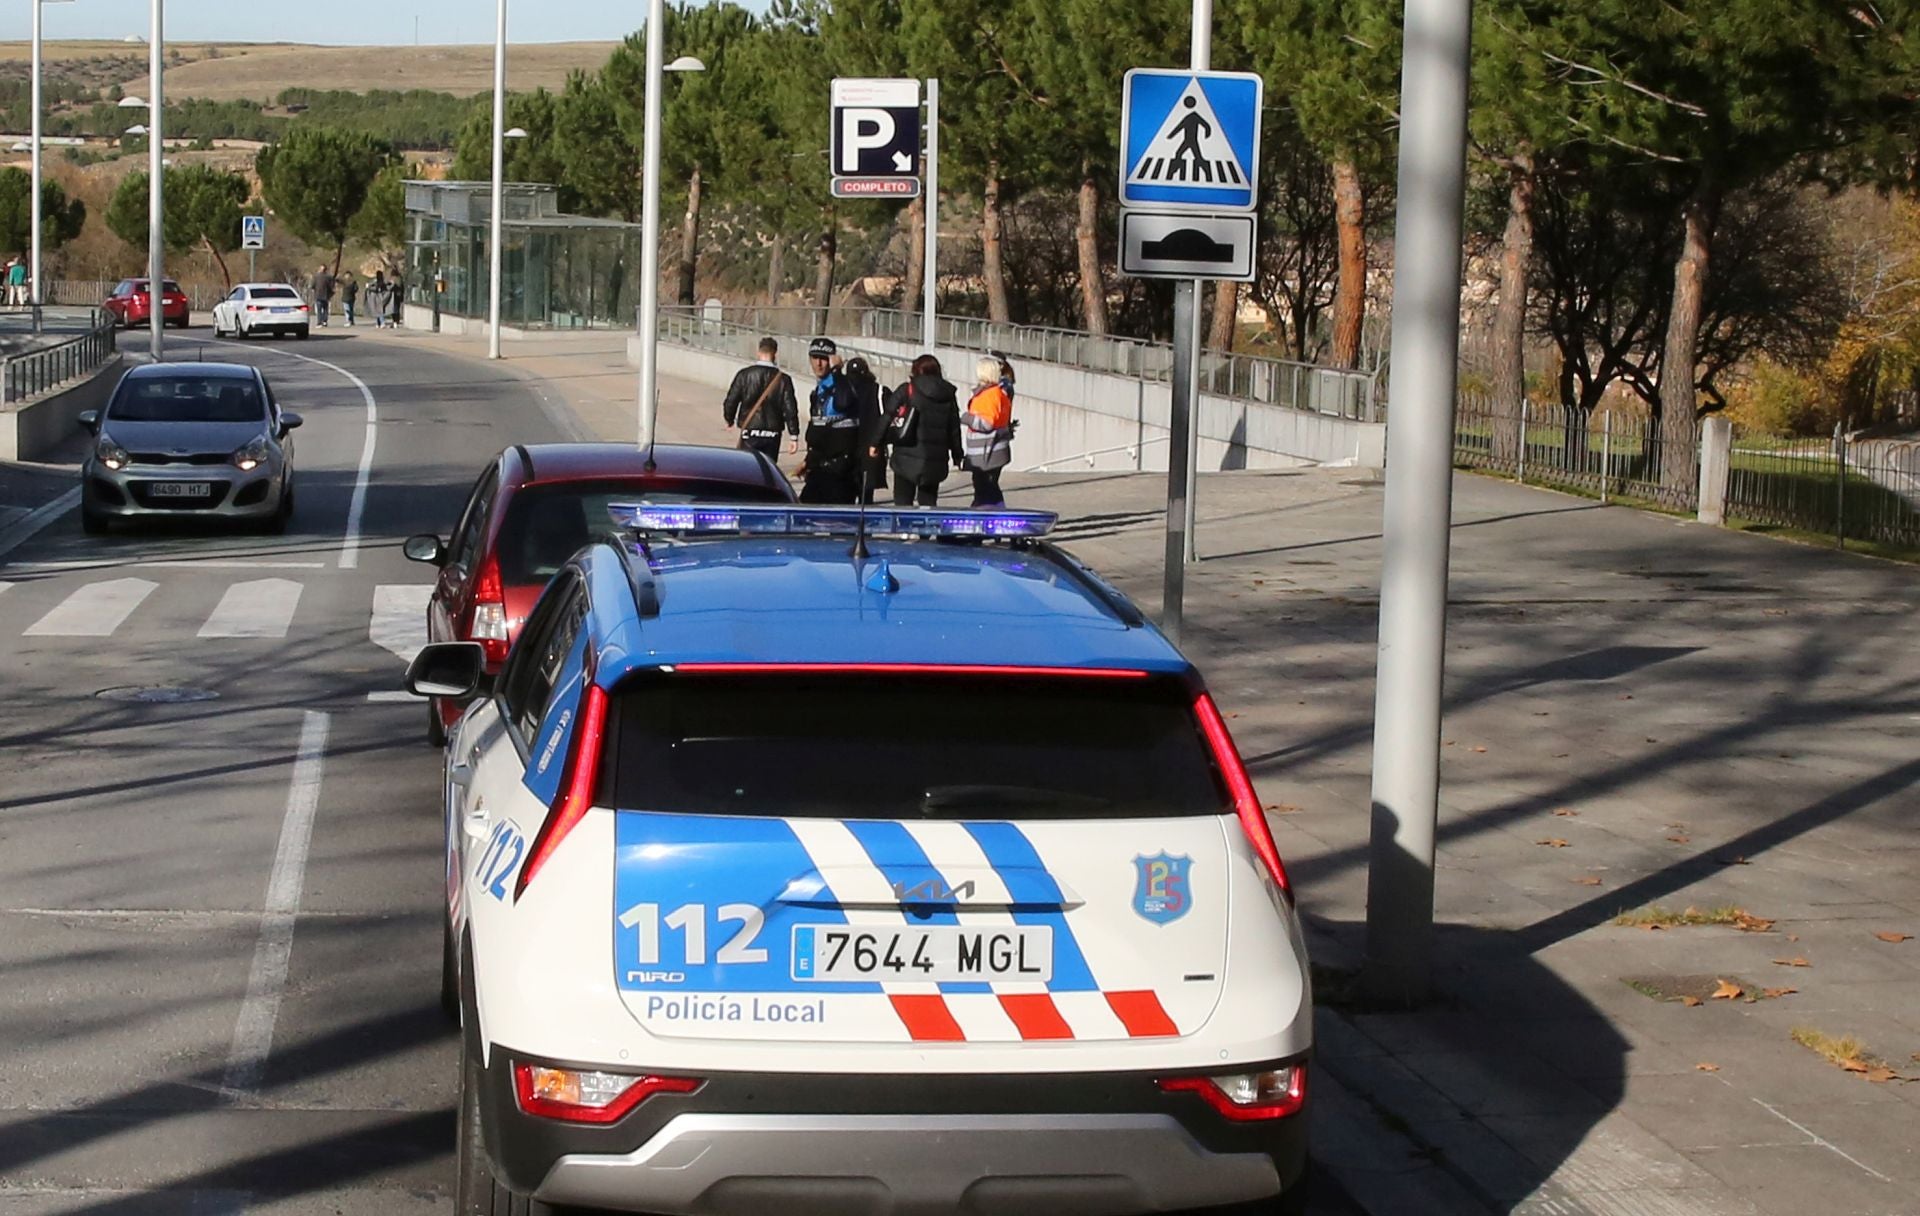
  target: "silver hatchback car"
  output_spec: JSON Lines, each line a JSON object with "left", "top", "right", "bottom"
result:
{"left": 78, "top": 363, "right": 302, "bottom": 535}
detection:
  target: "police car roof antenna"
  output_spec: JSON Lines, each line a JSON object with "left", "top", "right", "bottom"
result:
{"left": 851, "top": 490, "right": 871, "bottom": 561}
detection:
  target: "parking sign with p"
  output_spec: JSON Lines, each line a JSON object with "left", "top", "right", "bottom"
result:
{"left": 831, "top": 78, "right": 922, "bottom": 199}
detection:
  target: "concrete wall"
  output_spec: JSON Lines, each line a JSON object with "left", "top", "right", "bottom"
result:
{"left": 0, "top": 354, "right": 126, "bottom": 462}
{"left": 635, "top": 330, "right": 1386, "bottom": 472}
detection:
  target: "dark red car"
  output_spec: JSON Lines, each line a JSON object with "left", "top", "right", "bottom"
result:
{"left": 104, "top": 278, "right": 192, "bottom": 329}
{"left": 405, "top": 442, "right": 797, "bottom": 744}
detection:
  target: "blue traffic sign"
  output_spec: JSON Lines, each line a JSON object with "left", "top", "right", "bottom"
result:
{"left": 241, "top": 214, "right": 267, "bottom": 249}
{"left": 1119, "top": 69, "right": 1263, "bottom": 212}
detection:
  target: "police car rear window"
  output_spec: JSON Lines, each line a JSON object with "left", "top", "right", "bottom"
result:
{"left": 606, "top": 672, "right": 1225, "bottom": 820}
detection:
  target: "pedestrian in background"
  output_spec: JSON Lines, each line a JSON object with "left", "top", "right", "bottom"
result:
{"left": 341, "top": 272, "right": 359, "bottom": 327}
{"left": 386, "top": 274, "right": 404, "bottom": 327}
{"left": 6, "top": 256, "right": 26, "bottom": 306}
{"left": 843, "top": 356, "right": 887, "bottom": 503}
{"left": 367, "top": 271, "right": 390, "bottom": 328}
{"left": 311, "top": 263, "right": 336, "bottom": 328}
{"left": 799, "top": 338, "right": 861, "bottom": 503}
{"left": 962, "top": 356, "right": 1015, "bottom": 507}
{"left": 886, "top": 354, "right": 964, "bottom": 508}
{"left": 722, "top": 336, "right": 799, "bottom": 462}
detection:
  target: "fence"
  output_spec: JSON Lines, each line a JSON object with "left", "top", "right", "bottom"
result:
{"left": 1, "top": 309, "right": 118, "bottom": 405}
{"left": 1452, "top": 394, "right": 1699, "bottom": 511}
{"left": 1726, "top": 428, "right": 1920, "bottom": 550}
{"left": 657, "top": 304, "right": 1385, "bottom": 422}
{"left": 49, "top": 279, "right": 228, "bottom": 313}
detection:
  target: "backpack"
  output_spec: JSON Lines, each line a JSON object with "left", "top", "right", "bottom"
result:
{"left": 886, "top": 383, "right": 920, "bottom": 446}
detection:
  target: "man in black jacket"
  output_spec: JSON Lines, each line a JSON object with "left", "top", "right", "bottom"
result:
{"left": 723, "top": 337, "right": 799, "bottom": 461}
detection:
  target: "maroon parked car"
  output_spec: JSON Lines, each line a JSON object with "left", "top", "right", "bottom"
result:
{"left": 103, "top": 278, "right": 192, "bottom": 329}
{"left": 404, "top": 442, "right": 797, "bottom": 744}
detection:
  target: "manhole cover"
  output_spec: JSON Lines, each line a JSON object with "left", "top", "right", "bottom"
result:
{"left": 95, "top": 686, "right": 221, "bottom": 704}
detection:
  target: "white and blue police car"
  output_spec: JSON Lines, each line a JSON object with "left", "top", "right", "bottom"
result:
{"left": 406, "top": 504, "right": 1313, "bottom": 1216}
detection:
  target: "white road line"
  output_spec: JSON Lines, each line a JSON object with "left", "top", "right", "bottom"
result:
{"left": 203, "top": 337, "right": 379, "bottom": 571}
{"left": 370, "top": 585, "right": 433, "bottom": 665}
{"left": 223, "top": 710, "right": 331, "bottom": 1099}
{"left": 198, "top": 578, "right": 305, "bottom": 639}
{"left": 8, "top": 559, "right": 328, "bottom": 572}
{"left": 1749, "top": 1096, "right": 1892, "bottom": 1182}
{"left": 0, "top": 487, "right": 81, "bottom": 564}
{"left": 23, "top": 576, "right": 157, "bottom": 637}
{"left": 366, "top": 690, "right": 415, "bottom": 703}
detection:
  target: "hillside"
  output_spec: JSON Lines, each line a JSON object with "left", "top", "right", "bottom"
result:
{"left": 0, "top": 40, "right": 621, "bottom": 103}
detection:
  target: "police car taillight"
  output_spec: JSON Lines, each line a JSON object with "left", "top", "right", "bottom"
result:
{"left": 1194, "top": 692, "right": 1292, "bottom": 898}
{"left": 513, "top": 1061, "right": 700, "bottom": 1124}
{"left": 1158, "top": 1065, "right": 1306, "bottom": 1121}
{"left": 514, "top": 682, "right": 609, "bottom": 900}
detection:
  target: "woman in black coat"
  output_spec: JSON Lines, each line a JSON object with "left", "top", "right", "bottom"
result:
{"left": 885, "top": 355, "right": 966, "bottom": 507}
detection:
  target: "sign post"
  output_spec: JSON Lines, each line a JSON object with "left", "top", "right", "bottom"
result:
{"left": 1115, "top": 52, "right": 1262, "bottom": 645}
{"left": 241, "top": 214, "right": 265, "bottom": 282}
{"left": 923, "top": 78, "right": 939, "bottom": 352}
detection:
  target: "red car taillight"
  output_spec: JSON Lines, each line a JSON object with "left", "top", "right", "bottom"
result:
{"left": 1194, "top": 692, "right": 1291, "bottom": 898}
{"left": 513, "top": 1061, "right": 699, "bottom": 1124}
{"left": 1158, "top": 1065, "right": 1307, "bottom": 1121}
{"left": 469, "top": 557, "right": 510, "bottom": 665}
{"left": 514, "top": 682, "right": 609, "bottom": 900}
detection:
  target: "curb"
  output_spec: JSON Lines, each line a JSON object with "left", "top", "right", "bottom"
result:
{"left": 0, "top": 484, "right": 79, "bottom": 562}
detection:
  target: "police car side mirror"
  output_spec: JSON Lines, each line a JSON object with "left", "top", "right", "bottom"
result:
{"left": 406, "top": 642, "right": 487, "bottom": 699}
{"left": 404, "top": 534, "right": 447, "bottom": 566}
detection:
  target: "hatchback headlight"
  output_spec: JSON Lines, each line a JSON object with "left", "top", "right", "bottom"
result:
{"left": 232, "top": 436, "right": 273, "bottom": 472}
{"left": 96, "top": 435, "right": 130, "bottom": 471}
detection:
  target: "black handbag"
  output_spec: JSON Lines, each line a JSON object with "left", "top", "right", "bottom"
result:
{"left": 885, "top": 384, "right": 920, "bottom": 446}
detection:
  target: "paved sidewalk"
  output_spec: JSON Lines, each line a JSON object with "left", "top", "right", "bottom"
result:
{"left": 417, "top": 328, "right": 1920, "bottom": 1215}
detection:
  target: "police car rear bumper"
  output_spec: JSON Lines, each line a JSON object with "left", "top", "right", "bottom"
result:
{"left": 482, "top": 1053, "right": 1308, "bottom": 1215}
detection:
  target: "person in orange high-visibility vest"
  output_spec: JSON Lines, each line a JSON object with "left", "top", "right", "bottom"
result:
{"left": 962, "top": 357, "right": 1015, "bottom": 507}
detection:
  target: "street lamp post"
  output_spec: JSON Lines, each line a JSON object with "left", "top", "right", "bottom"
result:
{"left": 633, "top": 31, "right": 706, "bottom": 454}
{"left": 488, "top": 0, "right": 507, "bottom": 359}
{"left": 143, "top": 0, "right": 165, "bottom": 360}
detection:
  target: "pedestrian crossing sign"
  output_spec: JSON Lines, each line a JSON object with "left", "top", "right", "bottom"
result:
{"left": 1119, "top": 68, "right": 1263, "bottom": 213}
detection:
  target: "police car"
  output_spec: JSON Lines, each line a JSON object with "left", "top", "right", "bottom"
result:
{"left": 407, "top": 504, "right": 1313, "bottom": 1216}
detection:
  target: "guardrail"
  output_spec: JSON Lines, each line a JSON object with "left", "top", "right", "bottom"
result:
{"left": 1, "top": 309, "right": 118, "bottom": 406}
{"left": 50, "top": 279, "right": 227, "bottom": 313}
{"left": 658, "top": 304, "right": 1384, "bottom": 423}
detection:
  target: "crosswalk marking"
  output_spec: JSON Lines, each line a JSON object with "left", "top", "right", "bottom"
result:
{"left": 23, "top": 577, "right": 158, "bottom": 637}
{"left": 198, "top": 578, "right": 305, "bottom": 639}
{"left": 370, "top": 585, "right": 434, "bottom": 666}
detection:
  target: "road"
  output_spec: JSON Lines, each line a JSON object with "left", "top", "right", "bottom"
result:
{"left": 0, "top": 327, "right": 568, "bottom": 1214}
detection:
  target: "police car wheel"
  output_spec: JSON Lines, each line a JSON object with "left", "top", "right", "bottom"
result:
{"left": 456, "top": 1031, "right": 570, "bottom": 1215}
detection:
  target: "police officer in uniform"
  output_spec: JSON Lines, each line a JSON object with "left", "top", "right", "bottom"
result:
{"left": 798, "top": 338, "right": 862, "bottom": 503}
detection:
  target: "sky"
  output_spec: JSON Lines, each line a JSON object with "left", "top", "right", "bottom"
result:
{"left": 0, "top": 0, "right": 750, "bottom": 46}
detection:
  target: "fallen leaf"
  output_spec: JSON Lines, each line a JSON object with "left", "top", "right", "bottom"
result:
{"left": 1537, "top": 838, "right": 1571, "bottom": 848}
{"left": 1554, "top": 808, "right": 1579, "bottom": 818}
{"left": 1573, "top": 876, "right": 1603, "bottom": 886}
{"left": 1773, "top": 957, "right": 1811, "bottom": 967}
{"left": 1619, "top": 694, "right": 1634, "bottom": 700}
{"left": 1471, "top": 746, "right": 1488, "bottom": 754}
{"left": 1786, "top": 933, "right": 1800, "bottom": 942}
{"left": 1680, "top": 996, "right": 1703, "bottom": 1007}
{"left": 1873, "top": 932, "right": 1912, "bottom": 944}
{"left": 1695, "top": 1061, "right": 1719, "bottom": 1071}
{"left": 1266, "top": 803, "right": 1304, "bottom": 814}
{"left": 1715, "top": 855, "right": 1750, "bottom": 866}
{"left": 1735, "top": 913, "right": 1775, "bottom": 934}
{"left": 1643, "top": 923, "right": 1668, "bottom": 932}
{"left": 1668, "top": 835, "right": 1692, "bottom": 844}
{"left": 1711, "top": 978, "right": 1743, "bottom": 1001}
{"left": 1763, "top": 608, "right": 1789, "bottom": 616}
{"left": 1865, "top": 1066, "right": 1901, "bottom": 1084}
{"left": 1839, "top": 1057, "right": 1870, "bottom": 1074}
{"left": 1762, "top": 987, "right": 1798, "bottom": 998}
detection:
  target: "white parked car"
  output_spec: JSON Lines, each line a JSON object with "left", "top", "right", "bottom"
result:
{"left": 211, "top": 283, "right": 311, "bottom": 340}
{"left": 410, "top": 504, "right": 1314, "bottom": 1216}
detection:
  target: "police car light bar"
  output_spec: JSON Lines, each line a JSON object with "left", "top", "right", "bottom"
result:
{"left": 607, "top": 503, "right": 1058, "bottom": 540}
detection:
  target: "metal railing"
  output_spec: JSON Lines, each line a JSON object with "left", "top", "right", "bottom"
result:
{"left": 1727, "top": 427, "right": 1920, "bottom": 550}
{"left": 657, "top": 304, "right": 1385, "bottom": 422}
{"left": 658, "top": 310, "right": 916, "bottom": 385}
{"left": 1, "top": 309, "right": 118, "bottom": 405}
{"left": 1453, "top": 394, "right": 1699, "bottom": 512}
{"left": 50, "top": 279, "right": 227, "bottom": 313}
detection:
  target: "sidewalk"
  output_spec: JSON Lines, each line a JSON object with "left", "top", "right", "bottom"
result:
{"left": 419, "top": 328, "right": 1920, "bottom": 1215}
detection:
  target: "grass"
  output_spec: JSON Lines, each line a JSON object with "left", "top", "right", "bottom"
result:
{"left": 1786, "top": 1026, "right": 1902, "bottom": 1080}
{"left": 1613, "top": 904, "right": 1763, "bottom": 930}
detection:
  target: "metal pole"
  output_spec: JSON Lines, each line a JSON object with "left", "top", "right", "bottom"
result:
{"left": 636, "top": 0, "right": 666, "bottom": 450}
{"left": 922, "top": 79, "right": 939, "bottom": 353}
{"left": 1181, "top": 0, "right": 1211, "bottom": 567}
{"left": 1164, "top": 283, "right": 1196, "bottom": 647}
{"left": 1601, "top": 410, "right": 1612, "bottom": 504}
{"left": 1834, "top": 421, "right": 1846, "bottom": 550}
{"left": 30, "top": 0, "right": 44, "bottom": 330}
{"left": 1361, "top": 0, "right": 1474, "bottom": 1006}
{"left": 148, "top": 0, "right": 164, "bottom": 362}
{"left": 488, "top": 0, "right": 506, "bottom": 359}
{"left": 1516, "top": 399, "right": 1527, "bottom": 483}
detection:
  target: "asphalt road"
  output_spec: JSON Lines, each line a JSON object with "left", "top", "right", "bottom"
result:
{"left": 0, "top": 326, "right": 570, "bottom": 1214}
